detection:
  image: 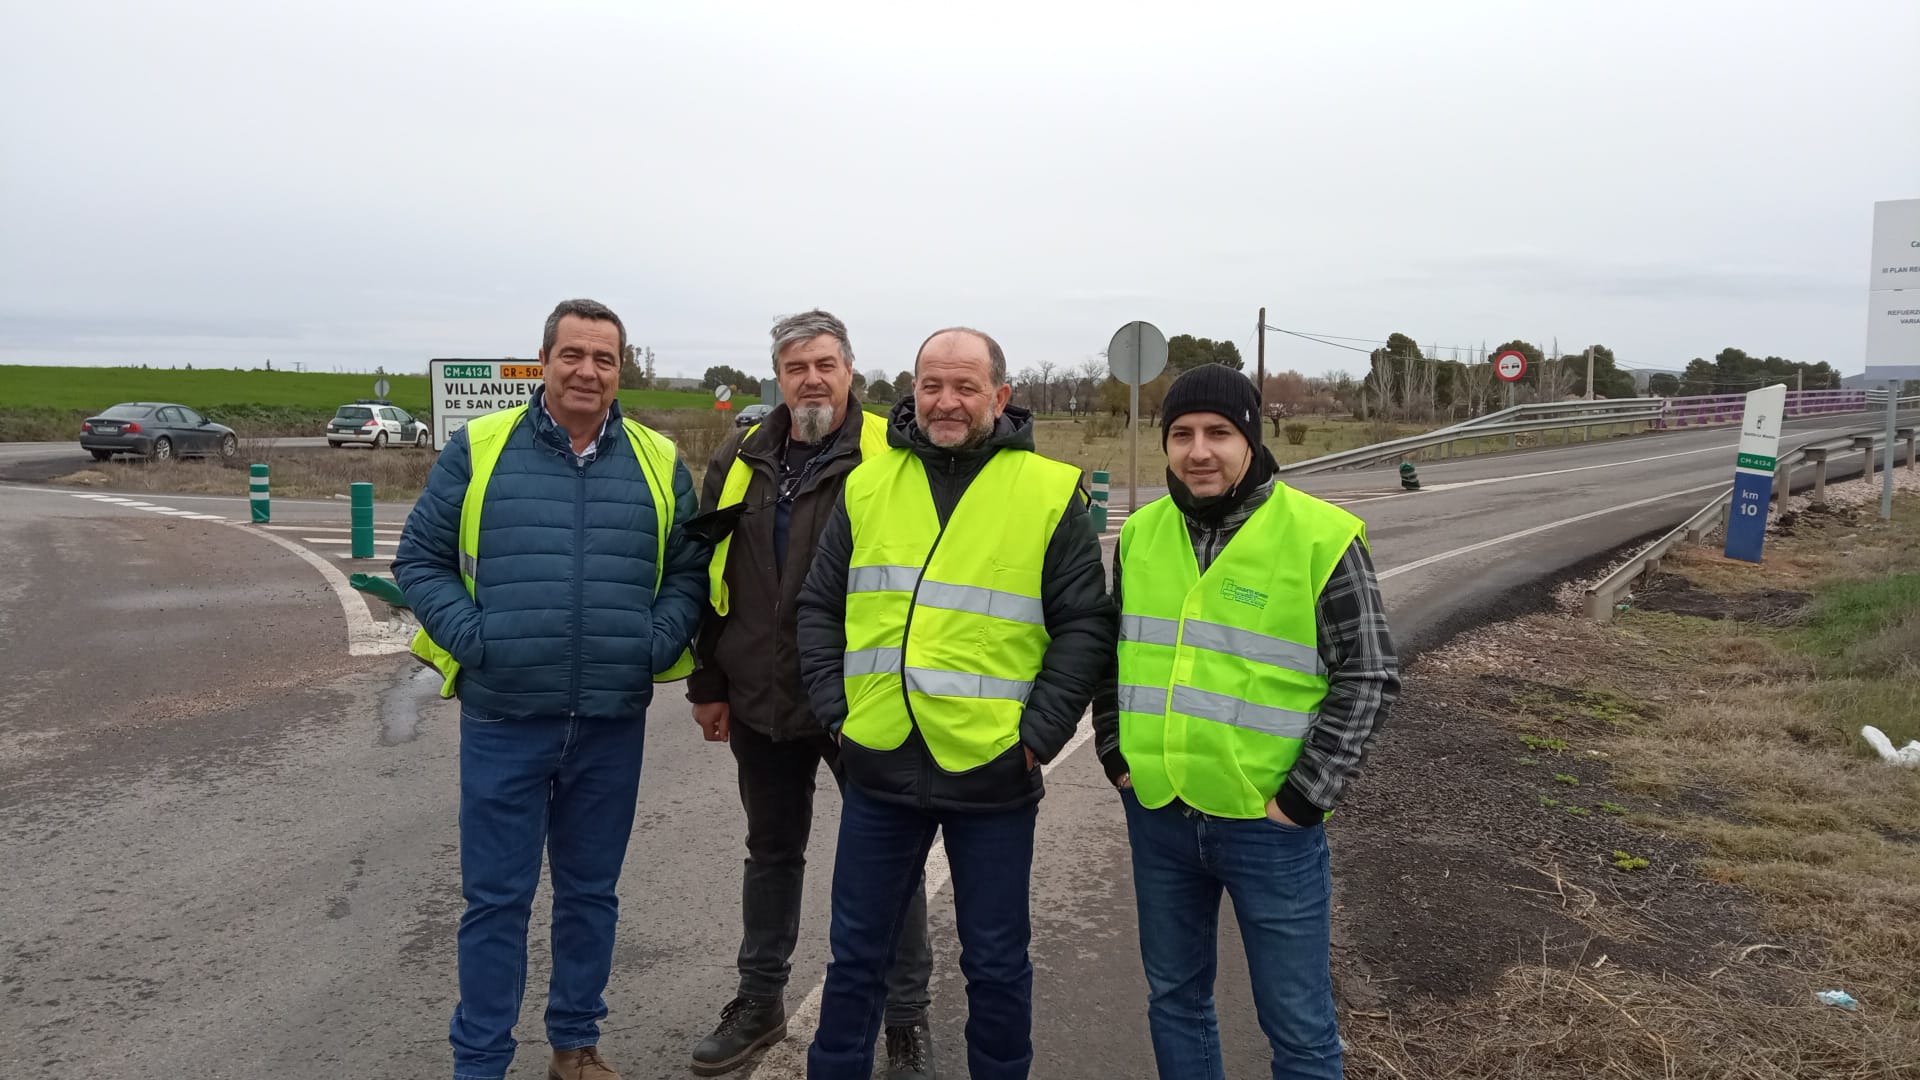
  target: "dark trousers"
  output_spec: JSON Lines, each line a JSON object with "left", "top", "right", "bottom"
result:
{"left": 808, "top": 783, "right": 1038, "bottom": 1080}
{"left": 730, "top": 722, "right": 932, "bottom": 1025}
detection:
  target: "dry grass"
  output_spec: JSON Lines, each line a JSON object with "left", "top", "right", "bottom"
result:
{"left": 1347, "top": 961, "right": 1916, "bottom": 1080}
{"left": 57, "top": 438, "right": 438, "bottom": 501}
{"left": 1363, "top": 495, "right": 1920, "bottom": 1077}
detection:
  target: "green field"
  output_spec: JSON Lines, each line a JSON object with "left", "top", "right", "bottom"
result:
{"left": 0, "top": 365, "right": 757, "bottom": 441}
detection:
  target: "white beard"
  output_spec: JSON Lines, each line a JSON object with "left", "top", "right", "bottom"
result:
{"left": 793, "top": 404, "right": 835, "bottom": 443}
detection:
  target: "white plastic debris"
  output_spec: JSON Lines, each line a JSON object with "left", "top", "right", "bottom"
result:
{"left": 1816, "top": 990, "right": 1860, "bottom": 1011}
{"left": 1861, "top": 726, "right": 1920, "bottom": 768}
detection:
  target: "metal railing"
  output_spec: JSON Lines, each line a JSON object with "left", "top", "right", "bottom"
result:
{"left": 1582, "top": 423, "right": 1918, "bottom": 620}
{"left": 1655, "top": 389, "right": 1871, "bottom": 429}
{"left": 1277, "top": 392, "right": 1916, "bottom": 477}
{"left": 1432, "top": 397, "right": 1665, "bottom": 435}
{"left": 1278, "top": 407, "right": 1665, "bottom": 475}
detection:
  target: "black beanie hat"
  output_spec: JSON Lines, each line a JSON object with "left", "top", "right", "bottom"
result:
{"left": 1161, "top": 364, "right": 1262, "bottom": 450}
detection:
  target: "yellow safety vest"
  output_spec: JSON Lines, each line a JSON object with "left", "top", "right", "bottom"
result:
{"left": 707, "top": 412, "right": 890, "bottom": 617}
{"left": 840, "top": 447, "right": 1082, "bottom": 772}
{"left": 1116, "top": 485, "right": 1364, "bottom": 819}
{"left": 409, "top": 405, "right": 694, "bottom": 698}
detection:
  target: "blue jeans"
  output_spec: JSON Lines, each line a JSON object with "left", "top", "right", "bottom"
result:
{"left": 1121, "top": 789, "right": 1341, "bottom": 1080}
{"left": 450, "top": 711, "right": 646, "bottom": 1080}
{"left": 808, "top": 783, "right": 1038, "bottom": 1080}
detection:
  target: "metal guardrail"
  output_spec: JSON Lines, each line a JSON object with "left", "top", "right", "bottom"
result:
{"left": 1582, "top": 423, "right": 1918, "bottom": 620}
{"left": 1432, "top": 398, "right": 1666, "bottom": 436}
{"left": 1278, "top": 408, "right": 1664, "bottom": 475}
{"left": 1279, "top": 393, "right": 1918, "bottom": 477}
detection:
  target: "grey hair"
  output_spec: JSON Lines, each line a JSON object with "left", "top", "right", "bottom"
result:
{"left": 769, "top": 309, "right": 854, "bottom": 371}
{"left": 543, "top": 299, "right": 626, "bottom": 355}
{"left": 915, "top": 327, "right": 1007, "bottom": 387}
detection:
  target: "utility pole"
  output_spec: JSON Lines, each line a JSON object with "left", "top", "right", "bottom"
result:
{"left": 1256, "top": 307, "right": 1266, "bottom": 408}
{"left": 1402, "top": 350, "right": 1413, "bottom": 423}
{"left": 1584, "top": 346, "right": 1594, "bottom": 400}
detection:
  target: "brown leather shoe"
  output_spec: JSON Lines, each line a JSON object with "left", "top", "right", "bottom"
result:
{"left": 549, "top": 1044, "right": 621, "bottom": 1080}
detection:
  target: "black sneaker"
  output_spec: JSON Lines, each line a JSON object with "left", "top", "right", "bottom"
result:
{"left": 690, "top": 995, "right": 787, "bottom": 1076}
{"left": 884, "top": 1022, "right": 935, "bottom": 1080}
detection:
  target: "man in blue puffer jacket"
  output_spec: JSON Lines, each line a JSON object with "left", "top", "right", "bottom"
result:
{"left": 394, "top": 298, "right": 707, "bottom": 1080}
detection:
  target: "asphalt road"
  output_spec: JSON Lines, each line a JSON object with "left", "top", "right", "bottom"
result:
{"left": 0, "top": 436, "right": 336, "bottom": 469}
{"left": 2, "top": 409, "right": 1914, "bottom": 1079}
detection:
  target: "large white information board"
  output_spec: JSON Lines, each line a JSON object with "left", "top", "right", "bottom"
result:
{"left": 429, "top": 359, "right": 543, "bottom": 450}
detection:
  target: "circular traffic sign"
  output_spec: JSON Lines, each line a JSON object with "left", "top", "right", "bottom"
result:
{"left": 373, "top": 378, "right": 390, "bottom": 398}
{"left": 1493, "top": 350, "right": 1528, "bottom": 383}
{"left": 1107, "top": 321, "right": 1169, "bottom": 386}
{"left": 715, "top": 385, "right": 733, "bottom": 403}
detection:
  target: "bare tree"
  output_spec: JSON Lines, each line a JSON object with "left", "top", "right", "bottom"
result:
{"left": 1034, "top": 359, "right": 1057, "bottom": 414}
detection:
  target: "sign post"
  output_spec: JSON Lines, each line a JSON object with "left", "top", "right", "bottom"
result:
{"left": 429, "top": 359, "right": 544, "bottom": 450}
{"left": 1865, "top": 198, "right": 1920, "bottom": 520}
{"left": 1723, "top": 384, "right": 1787, "bottom": 563}
{"left": 1494, "top": 350, "right": 1528, "bottom": 435}
{"left": 373, "top": 377, "right": 391, "bottom": 400}
{"left": 1107, "top": 321, "right": 1169, "bottom": 519}
{"left": 714, "top": 385, "right": 733, "bottom": 412}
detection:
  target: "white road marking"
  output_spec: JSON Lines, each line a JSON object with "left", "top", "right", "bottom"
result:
{"left": 747, "top": 720, "right": 1095, "bottom": 1078}
{"left": 303, "top": 537, "right": 400, "bottom": 546}
{"left": 223, "top": 523, "right": 412, "bottom": 656}
{"left": 1378, "top": 481, "right": 1728, "bottom": 580}
{"left": 1420, "top": 443, "right": 1732, "bottom": 494}
{"left": 63, "top": 490, "right": 229, "bottom": 521}
{"left": 261, "top": 524, "right": 406, "bottom": 534}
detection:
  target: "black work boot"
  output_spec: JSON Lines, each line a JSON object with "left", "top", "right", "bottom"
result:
{"left": 884, "top": 1021, "right": 935, "bottom": 1079}
{"left": 690, "top": 995, "right": 787, "bottom": 1076}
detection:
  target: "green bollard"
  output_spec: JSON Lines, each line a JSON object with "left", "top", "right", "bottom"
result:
{"left": 350, "top": 481, "right": 375, "bottom": 559}
{"left": 1399, "top": 461, "right": 1421, "bottom": 491}
{"left": 250, "top": 463, "right": 270, "bottom": 523}
{"left": 1090, "top": 469, "right": 1110, "bottom": 533}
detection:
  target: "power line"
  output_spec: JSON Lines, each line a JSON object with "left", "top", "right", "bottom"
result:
{"left": 1262, "top": 325, "right": 1376, "bottom": 355}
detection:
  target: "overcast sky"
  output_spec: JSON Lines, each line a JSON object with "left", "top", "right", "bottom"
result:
{"left": 4, "top": 0, "right": 1916, "bottom": 381}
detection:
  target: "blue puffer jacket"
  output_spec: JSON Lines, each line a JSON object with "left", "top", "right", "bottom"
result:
{"left": 393, "top": 391, "right": 707, "bottom": 721}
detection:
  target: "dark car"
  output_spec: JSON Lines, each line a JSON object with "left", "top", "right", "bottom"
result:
{"left": 733, "top": 403, "right": 774, "bottom": 428}
{"left": 80, "top": 402, "right": 238, "bottom": 462}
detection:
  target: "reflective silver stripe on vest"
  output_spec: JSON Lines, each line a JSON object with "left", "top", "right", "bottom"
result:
{"left": 1171, "top": 685, "right": 1313, "bottom": 739}
{"left": 844, "top": 647, "right": 903, "bottom": 677}
{"left": 1117, "top": 683, "right": 1170, "bottom": 715}
{"left": 915, "top": 580, "right": 1045, "bottom": 626}
{"left": 460, "top": 551, "right": 477, "bottom": 579}
{"left": 1180, "top": 620, "right": 1324, "bottom": 675}
{"left": 848, "top": 564, "right": 922, "bottom": 593}
{"left": 1120, "top": 614, "right": 1180, "bottom": 646}
{"left": 906, "top": 667, "right": 1033, "bottom": 703}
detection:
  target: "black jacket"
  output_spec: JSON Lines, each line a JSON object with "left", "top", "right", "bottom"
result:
{"left": 796, "top": 398, "right": 1117, "bottom": 812}
{"left": 686, "top": 397, "right": 877, "bottom": 740}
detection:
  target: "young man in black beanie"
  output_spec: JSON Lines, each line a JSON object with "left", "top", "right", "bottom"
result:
{"left": 1091, "top": 363, "right": 1400, "bottom": 1080}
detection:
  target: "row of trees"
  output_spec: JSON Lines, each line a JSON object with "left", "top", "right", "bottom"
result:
{"left": 685, "top": 335, "right": 1848, "bottom": 419}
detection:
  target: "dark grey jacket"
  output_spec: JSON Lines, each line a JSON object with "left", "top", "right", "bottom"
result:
{"left": 796, "top": 399, "right": 1117, "bottom": 812}
{"left": 685, "top": 398, "right": 878, "bottom": 740}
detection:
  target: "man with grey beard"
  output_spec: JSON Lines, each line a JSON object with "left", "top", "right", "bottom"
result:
{"left": 686, "top": 310, "right": 937, "bottom": 1078}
